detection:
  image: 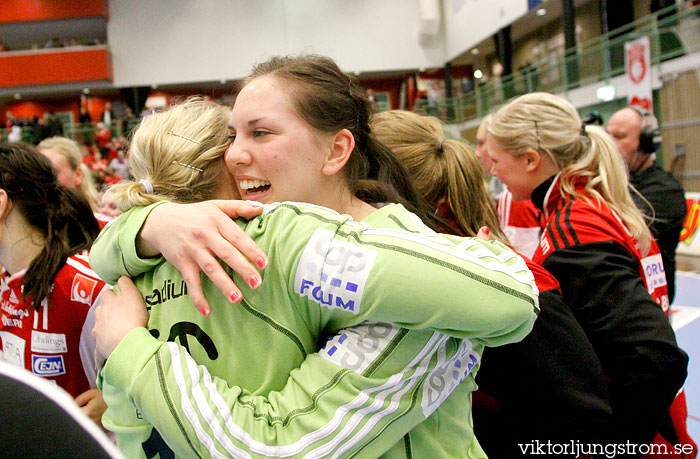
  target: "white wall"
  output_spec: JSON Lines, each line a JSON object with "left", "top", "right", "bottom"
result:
{"left": 443, "top": 0, "right": 528, "bottom": 61}
{"left": 108, "top": 0, "right": 449, "bottom": 87}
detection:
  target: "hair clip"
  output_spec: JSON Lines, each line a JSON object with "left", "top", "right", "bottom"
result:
{"left": 534, "top": 120, "right": 542, "bottom": 150}
{"left": 167, "top": 130, "right": 202, "bottom": 145}
{"left": 580, "top": 121, "right": 589, "bottom": 138}
{"left": 171, "top": 160, "right": 203, "bottom": 172}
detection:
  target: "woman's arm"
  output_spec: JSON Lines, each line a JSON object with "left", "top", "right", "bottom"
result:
{"left": 541, "top": 241, "right": 688, "bottom": 446}
{"left": 94, "top": 279, "right": 474, "bottom": 458}
{"left": 89, "top": 200, "right": 267, "bottom": 315}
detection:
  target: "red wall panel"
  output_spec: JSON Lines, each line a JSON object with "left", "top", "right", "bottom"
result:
{"left": 0, "top": 48, "right": 112, "bottom": 88}
{"left": 0, "top": 0, "right": 108, "bottom": 23}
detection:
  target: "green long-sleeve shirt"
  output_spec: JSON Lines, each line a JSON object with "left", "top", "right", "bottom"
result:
{"left": 91, "top": 201, "right": 538, "bottom": 458}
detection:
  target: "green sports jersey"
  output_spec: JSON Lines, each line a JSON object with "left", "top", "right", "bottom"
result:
{"left": 91, "top": 201, "right": 539, "bottom": 458}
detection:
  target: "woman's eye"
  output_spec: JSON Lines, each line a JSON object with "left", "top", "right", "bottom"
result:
{"left": 253, "top": 130, "right": 269, "bottom": 138}
{"left": 227, "top": 134, "right": 236, "bottom": 142}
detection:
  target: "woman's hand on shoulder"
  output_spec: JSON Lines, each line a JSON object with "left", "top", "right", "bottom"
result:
{"left": 138, "top": 200, "right": 267, "bottom": 315}
{"left": 93, "top": 277, "right": 149, "bottom": 363}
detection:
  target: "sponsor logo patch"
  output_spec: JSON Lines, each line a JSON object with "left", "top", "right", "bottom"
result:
{"left": 31, "top": 331, "right": 67, "bottom": 354}
{"left": 71, "top": 274, "right": 98, "bottom": 305}
{"left": 421, "top": 340, "right": 480, "bottom": 417}
{"left": 32, "top": 355, "right": 66, "bottom": 376}
{"left": 0, "top": 332, "right": 25, "bottom": 367}
{"left": 641, "top": 253, "right": 667, "bottom": 292}
{"left": 294, "top": 228, "right": 376, "bottom": 314}
{"left": 320, "top": 322, "right": 400, "bottom": 373}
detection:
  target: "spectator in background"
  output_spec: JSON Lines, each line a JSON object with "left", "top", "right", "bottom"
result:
{"left": 99, "top": 190, "right": 122, "bottom": 218}
{"left": 45, "top": 37, "right": 62, "bottom": 48}
{"left": 108, "top": 149, "right": 130, "bottom": 180}
{"left": 36, "top": 136, "right": 101, "bottom": 214}
{"left": 95, "top": 122, "right": 111, "bottom": 153}
{"left": 46, "top": 111, "right": 64, "bottom": 137}
{"left": 78, "top": 107, "right": 92, "bottom": 125}
{"left": 475, "top": 115, "right": 505, "bottom": 199}
{"left": 7, "top": 124, "right": 22, "bottom": 143}
{"left": 100, "top": 102, "right": 114, "bottom": 128}
{"left": 78, "top": 107, "right": 93, "bottom": 145}
{"left": 607, "top": 106, "right": 687, "bottom": 302}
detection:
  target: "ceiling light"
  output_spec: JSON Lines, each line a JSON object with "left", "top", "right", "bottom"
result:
{"left": 151, "top": 84, "right": 158, "bottom": 89}
{"left": 536, "top": 8, "right": 546, "bottom": 16}
{"left": 596, "top": 84, "right": 615, "bottom": 101}
{"left": 220, "top": 79, "right": 227, "bottom": 85}
{"left": 474, "top": 69, "right": 483, "bottom": 79}
{"left": 471, "top": 48, "right": 480, "bottom": 55}
{"left": 82, "top": 88, "right": 90, "bottom": 94}
{"left": 14, "top": 93, "right": 21, "bottom": 100}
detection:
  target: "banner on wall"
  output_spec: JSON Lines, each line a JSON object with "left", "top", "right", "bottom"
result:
{"left": 625, "top": 36, "right": 653, "bottom": 111}
{"left": 678, "top": 192, "right": 700, "bottom": 258}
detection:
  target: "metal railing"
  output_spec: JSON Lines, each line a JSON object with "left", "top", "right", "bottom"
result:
{"left": 409, "top": 3, "right": 700, "bottom": 124}
{"left": 0, "top": 118, "right": 140, "bottom": 145}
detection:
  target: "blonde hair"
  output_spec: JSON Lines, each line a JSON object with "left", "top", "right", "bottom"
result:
{"left": 370, "top": 110, "right": 508, "bottom": 243}
{"left": 107, "top": 97, "right": 231, "bottom": 211}
{"left": 489, "top": 92, "right": 652, "bottom": 254}
{"left": 37, "top": 136, "right": 100, "bottom": 212}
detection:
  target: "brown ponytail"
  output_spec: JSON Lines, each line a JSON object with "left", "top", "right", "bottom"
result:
{"left": 0, "top": 143, "right": 99, "bottom": 310}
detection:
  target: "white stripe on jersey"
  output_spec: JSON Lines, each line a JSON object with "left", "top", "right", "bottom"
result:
{"left": 306, "top": 334, "right": 449, "bottom": 459}
{"left": 169, "top": 343, "right": 246, "bottom": 459}
{"left": 360, "top": 226, "right": 537, "bottom": 295}
{"left": 498, "top": 190, "right": 512, "bottom": 227}
{"left": 167, "top": 328, "right": 464, "bottom": 458}
{"left": 42, "top": 298, "right": 48, "bottom": 330}
{"left": 73, "top": 250, "right": 90, "bottom": 264}
{"left": 65, "top": 257, "right": 101, "bottom": 280}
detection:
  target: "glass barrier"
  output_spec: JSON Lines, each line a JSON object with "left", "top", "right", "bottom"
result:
{"left": 399, "top": 3, "right": 700, "bottom": 125}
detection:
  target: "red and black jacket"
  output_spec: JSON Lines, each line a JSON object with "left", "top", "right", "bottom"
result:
{"left": 531, "top": 174, "right": 692, "bottom": 455}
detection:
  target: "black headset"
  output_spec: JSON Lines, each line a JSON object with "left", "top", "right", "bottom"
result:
{"left": 629, "top": 106, "right": 662, "bottom": 154}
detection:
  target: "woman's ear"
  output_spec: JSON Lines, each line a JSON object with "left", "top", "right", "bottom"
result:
{"left": 522, "top": 149, "right": 542, "bottom": 172}
{"left": 0, "top": 189, "right": 11, "bottom": 221}
{"left": 74, "top": 165, "right": 84, "bottom": 188}
{"left": 321, "top": 129, "right": 355, "bottom": 176}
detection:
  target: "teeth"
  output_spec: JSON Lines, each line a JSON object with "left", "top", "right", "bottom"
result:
{"left": 239, "top": 179, "right": 271, "bottom": 190}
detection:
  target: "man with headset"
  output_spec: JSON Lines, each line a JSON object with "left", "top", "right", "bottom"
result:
{"left": 607, "top": 107, "right": 696, "bottom": 458}
{"left": 607, "top": 106, "right": 687, "bottom": 303}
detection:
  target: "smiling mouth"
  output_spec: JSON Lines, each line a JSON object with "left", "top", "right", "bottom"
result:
{"left": 239, "top": 179, "right": 271, "bottom": 195}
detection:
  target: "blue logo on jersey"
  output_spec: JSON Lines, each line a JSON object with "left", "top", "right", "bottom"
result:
{"left": 299, "top": 279, "right": 356, "bottom": 311}
{"left": 32, "top": 355, "right": 66, "bottom": 376}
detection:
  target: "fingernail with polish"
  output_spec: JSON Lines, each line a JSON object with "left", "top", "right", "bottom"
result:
{"left": 249, "top": 276, "right": 262, "bottom": 289}
{"left": 200, "top": 306, "right": 210, "bottom": 317}
{"left": 229, "top": 291, "right": 241, "bottom": 304}
{"left": 483, "top": 227, "right": 490, "bottom": 235}
{"left": 255, "top": 257, "right": 268, "bottom": 269}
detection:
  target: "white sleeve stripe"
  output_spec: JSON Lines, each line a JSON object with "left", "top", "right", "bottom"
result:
{"left": 306, "top": 335, "right": 449, "bottom": 459}
{"left": 169, "top": 343, "right": 243, "bottom": 459}
{"left": 360, "top": 227, "right": 536, "bottom": 292}
{"left": 175, "top": 332, "right": 447, "bottom": 457}
{"left": 326, "top": 337, "right": 473, "bottom": 458}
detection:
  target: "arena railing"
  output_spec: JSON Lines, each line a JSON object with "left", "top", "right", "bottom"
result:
{"left": 408, "top": 3, "right": 700, "bottom": 125}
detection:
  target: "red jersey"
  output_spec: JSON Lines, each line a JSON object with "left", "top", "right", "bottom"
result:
{"left": 498, "top": 190, "right": 543, "bottom": 259}
{"left": 533, "top": 174, "right": 695, "bottom": 457}
{"left": 0, "top": 251, "right": 109, "bottom": 398}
